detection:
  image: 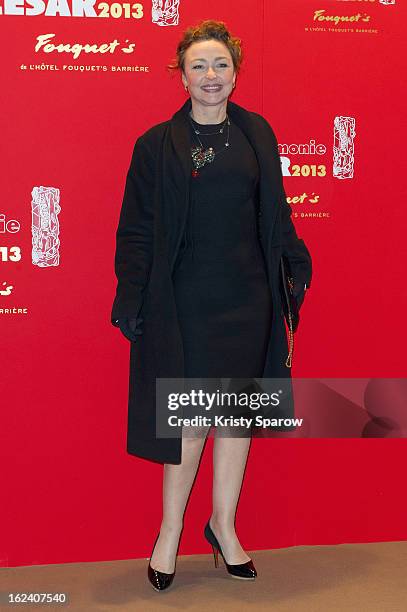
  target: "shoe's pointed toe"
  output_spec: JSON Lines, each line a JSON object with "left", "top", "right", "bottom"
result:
{"left": 147, "top": 562, "right": 175, "bottom": 591}
{"left": 147, "top": 531, "right": 179, "bottom": 592}
{"left": 226, "top": 558, "right": 257, "bottom": 580}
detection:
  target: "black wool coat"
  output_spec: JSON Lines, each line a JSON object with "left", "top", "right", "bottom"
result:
{"left": 111, "top": 97, "right": 312, "bottom": 464}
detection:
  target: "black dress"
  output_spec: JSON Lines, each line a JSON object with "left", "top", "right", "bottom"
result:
{"left": 172, "top": 114, "right": 272, "bottom": 381}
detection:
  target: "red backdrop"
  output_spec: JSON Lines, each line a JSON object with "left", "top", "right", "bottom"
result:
{"left": 1, "top": 0, "right": 406, "bottom": 567}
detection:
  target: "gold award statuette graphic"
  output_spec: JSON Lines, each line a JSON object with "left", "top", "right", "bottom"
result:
{"left": 152, "top": 0, "right": 180, "bottom": 26}
{"left": 333, "top": 116, "right": 356, "bottom": 179}
{"left": 31, "top": 186, "right": 61, "bottom": 267}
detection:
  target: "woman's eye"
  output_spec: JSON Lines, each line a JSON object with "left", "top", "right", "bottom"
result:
{"left": 192, "top": 63, "right": 228, "bottom": 70}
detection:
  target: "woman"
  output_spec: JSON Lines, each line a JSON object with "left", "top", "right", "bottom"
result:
{"left": 111, "top": 20, "right": 312, "bottom": 591}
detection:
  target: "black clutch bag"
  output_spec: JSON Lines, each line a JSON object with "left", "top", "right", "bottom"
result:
{"left": 279, "top": 254, "right": 300, "bottom": 368}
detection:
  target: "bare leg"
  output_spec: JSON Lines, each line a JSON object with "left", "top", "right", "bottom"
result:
{"left": 149, "top": 426, "right": 210, "bottom": 573}
{"left": 210, "top": 434, "right": 252, "bottom": 564}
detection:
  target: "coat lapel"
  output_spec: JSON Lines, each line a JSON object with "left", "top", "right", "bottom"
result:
{"left": 169, "top": 98, "right": 193, "bottom": 179}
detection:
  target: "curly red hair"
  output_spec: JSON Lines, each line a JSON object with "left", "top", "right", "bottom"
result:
{"left": 167, "top": 19, "right": 243, "bottom": 75}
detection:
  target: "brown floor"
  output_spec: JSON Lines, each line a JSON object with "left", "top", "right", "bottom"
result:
{"left": 1, "top": 541, "right": 407, "bottom": 611}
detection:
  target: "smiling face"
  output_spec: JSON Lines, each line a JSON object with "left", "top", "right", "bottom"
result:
{"left": 181, "top": 39, "right": 236, "bottom": 111}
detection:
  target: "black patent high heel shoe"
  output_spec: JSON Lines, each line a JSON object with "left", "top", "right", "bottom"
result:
{"left": 147, "top": 530, "right": 180, "bottom": 592}
{"left": 204, "top": 520, "right": 257, "bottom": 580}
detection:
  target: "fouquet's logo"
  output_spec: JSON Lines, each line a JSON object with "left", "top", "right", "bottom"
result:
{"left": 34, "top": 33, "right": 136, "bottom": 60}
{"left": 313, "top": 9, "right": 372, "bottom": 24}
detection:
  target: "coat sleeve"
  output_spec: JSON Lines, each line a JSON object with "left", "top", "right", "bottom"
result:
{"left": 280, "top": 184, "right": 313, "bottom": 290}
{"left": 111, "top": 135, "right": 155, "bottom": 326}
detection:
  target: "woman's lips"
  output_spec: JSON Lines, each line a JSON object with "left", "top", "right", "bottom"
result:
{"left": 201, "top": 85, "right": 223, "bottom": 92}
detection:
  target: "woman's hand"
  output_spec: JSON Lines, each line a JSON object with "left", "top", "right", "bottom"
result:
{"left": 115, "top": 316, "right": 144, "bottom": 341}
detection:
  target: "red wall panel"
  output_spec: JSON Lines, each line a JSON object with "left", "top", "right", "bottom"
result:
{"left": 1, "top": 0, "right": 406, "bottom": 567}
